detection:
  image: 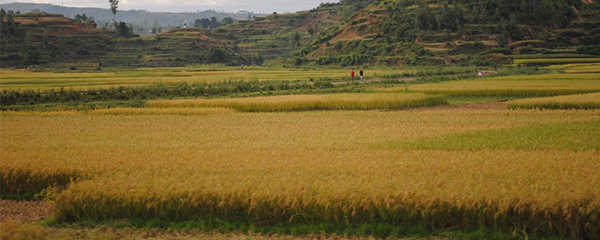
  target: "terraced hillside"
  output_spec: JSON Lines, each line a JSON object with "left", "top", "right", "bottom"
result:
{"left": 212, "top": 0, "right": 375, "bottom": 62}
{"left": 0, "top": 12, "right": 261, "bottom": 68}
{"left": 294, "top": 0, "right": 600, "bottom": 66}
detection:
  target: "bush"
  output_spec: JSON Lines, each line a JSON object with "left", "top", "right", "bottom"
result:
{"left": 487, "top": 48, "right": 512, "bottom": 55}
{"left": 577, "top": 45, "right": 600, "bottom": 55}
{"left": 519, "top": 45, "right": 536, "bottom": 54}
{"left": 558, "top": 30, "right": 587, "bottom": 38}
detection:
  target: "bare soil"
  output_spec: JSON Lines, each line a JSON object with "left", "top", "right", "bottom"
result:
{"left": 0, "top": 200, "right": 53, "bottom": 223}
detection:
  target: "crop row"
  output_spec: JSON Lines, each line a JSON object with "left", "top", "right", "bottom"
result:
{"left": 402, "top": 73, "right": 600, "bottom": 97}
{"left": 507, "top": 92, "right": 600, "bottom": 110}
{"left": 147, "top": 93, "right": 448, "bottom": 112}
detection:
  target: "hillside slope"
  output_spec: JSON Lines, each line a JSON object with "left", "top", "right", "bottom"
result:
{"left": 212, "top": 0, "right": 376, "bottom": 62}
{"left": 0, "top": 12, "right": 261, "bottom": 68}
{"left": 293, "top": 0, "right": 600, "bottom": 66}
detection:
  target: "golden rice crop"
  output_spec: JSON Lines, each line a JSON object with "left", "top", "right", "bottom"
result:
{"left": 2, "top": 109, "right": 599, "bottom": 238}
{"left": 401, "top": 73, "right": 600, "bottom": 97}
{"left": 507, "top": 92, "right": 600, "bottom": 110}
{"left": 0, "top": 68, "right": 413, "bottom": 92}
{"left": 147, "top": 93, "right": 448, "bottom": 112}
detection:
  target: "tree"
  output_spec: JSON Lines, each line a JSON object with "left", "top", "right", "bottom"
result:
{"left": 117, "top": 21, "right": 130, "bottom": 38}
{"left": 292, "top": 32, "right": 301, "bottom": 47}
{"left": 109, "top": 0, "right": 118, "bottom": 16}
{"left": 308, "top": 27, "right": 315, "bottom": 38}
{"left": 56, "top": 29, "right": 66, "bottom": 55}
{"left": 199, "top": 18, "right": 211, "bottom": 29}
{"left": 206, "top": 47, "right": 232, "bottom": 63}
{"left": 210, "top": 17, "right": 221, "bottom": 29}
{"left": 222, "top": 17, "right": 234, "bottom": 25}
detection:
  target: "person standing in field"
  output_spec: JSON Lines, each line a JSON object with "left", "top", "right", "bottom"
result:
{"left": 351, "top": 69, "right": 355, "bottom": 81}
{"left": 360, "top": 69, "right": 364, "bottom": 82}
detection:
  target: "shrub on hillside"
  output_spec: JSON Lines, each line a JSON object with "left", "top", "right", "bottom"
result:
{"left": 487, "top": 48, "right": 512, "bottom": 55}
{"left": 576, "top": 45, "right": 600, "bottom": 55}
{"left": 558, "top": 30, "right": 587, "bottom": 38}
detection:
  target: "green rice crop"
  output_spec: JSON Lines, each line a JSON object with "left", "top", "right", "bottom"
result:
{"left": 507, "top": 92, "right": 600, "bottom": 110}
{"left": 393, "top": 120, "right": 600, "bottom": 151}
{"left": 401, "top": 73, "right": 600, "bottom": 97}
{"left": 513, "top": 58, "right": 600, "bottom": 65}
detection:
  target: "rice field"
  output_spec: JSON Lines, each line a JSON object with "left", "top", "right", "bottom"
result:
{"left": 147, "top": 93, "right": 448, "bottom": 112}
{"left": 2, "top": 66, "right": 600, "bottom": 239}
{"left": 507, "top": 92, "right": 600, "bottom": 110}
{"left": 0, "top": 68, "right": 417, "bottom": 92}
{"left": 2, "top": 107, "right": 600, "bottom": 239}
{"left": 513, "top": 58, "right": 600, "bottom": 65}
{"left": 397, "top": 73, "right": 600, "bottom": 97}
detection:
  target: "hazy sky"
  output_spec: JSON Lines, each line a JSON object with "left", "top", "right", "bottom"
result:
{"left": 22, "top": 0, "right": 336, "bottom": 13}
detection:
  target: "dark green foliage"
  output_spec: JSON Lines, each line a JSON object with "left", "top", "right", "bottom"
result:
{"left": 109, "top": 0, "right": 118, "bottom": 16}
{"left": 206, "top": 47, "right": 233, "bottom": 63}
{"left": 558, "top": 30, "right": 587, "bottom": 38}
{"left": 487, "top": 48, "right": 512, "bottom": 55}
{"left": 116, "top": 21, "right": 131, "bottom": 38}
{"left": 315, "top": 53, "right": 373, "bottom": 66}
{"left": 576, "top": 45, "right": 600, "bottom": 56}
{"left": 519, "top": 45, "right": 536, "bottom": 54}
{"left": 0, "top": 80, "right": 325, "bottom": 109}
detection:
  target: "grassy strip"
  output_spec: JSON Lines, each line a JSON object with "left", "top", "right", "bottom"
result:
{"left": 514, "top": 58, "right": 600, "bottom": 65}
{"left": 507, "top": 92, "right": 600, "bottom": 110}
{"left": 391, "top": 120, "right": 600, "bottom": 151}
{"left": 147, "top": 93, "right": 448, "bottom": 112}
{"left": 41, "top": 218, "right": 558, "bottom": 240}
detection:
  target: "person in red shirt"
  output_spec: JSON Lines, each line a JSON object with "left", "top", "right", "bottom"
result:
{"left": 351, "top": 69, "right": 355, "bottom": 81}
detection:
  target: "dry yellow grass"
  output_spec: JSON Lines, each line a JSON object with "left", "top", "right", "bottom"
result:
{"left": 508, "top": 92, "right": 600, "bottom": 110}
{"left": 2, "top": 109, "right": 599, "bottom": 238}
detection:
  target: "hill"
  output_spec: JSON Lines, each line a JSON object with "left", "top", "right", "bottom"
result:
{"left": 212, "top": 0, "right": 376, "bottom": 62}
{"left": 292, "top": 0, "right": 600, "bottom": 66}
{"left": 0, "top": 2, "right": 265, "bottom": 35}
{"left": 0, "top": 11, "right": 260, "bottom": 68}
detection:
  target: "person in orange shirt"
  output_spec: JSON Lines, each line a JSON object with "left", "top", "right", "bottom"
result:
{"left": 351, "top": 69, "right": 355, "bottom": 81}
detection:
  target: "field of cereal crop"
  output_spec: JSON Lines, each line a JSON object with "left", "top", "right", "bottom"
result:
{"left": 1, "top": 65, "right": 600, "bottom": 239}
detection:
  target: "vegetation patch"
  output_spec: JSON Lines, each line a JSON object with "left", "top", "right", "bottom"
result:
{"left": 393, "top": 120, "right": 600, "bottom": 151}
{"left": 147, "top": 93, "right": 448, "bottom": 112}
{"left": 508, "top": 92, "right": 600, "bottom": 110}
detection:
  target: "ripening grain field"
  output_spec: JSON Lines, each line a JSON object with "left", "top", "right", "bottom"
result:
{"left": 399, "top": 73, "right": 600, "bottom": 97}
{"left": 2, "top": 107, "right": 599, "bottom": 239}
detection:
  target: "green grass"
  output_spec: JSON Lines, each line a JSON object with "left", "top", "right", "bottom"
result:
{"left": 390, "top": 120, "right": 600, "bottom": 151}
{"left": 44, "top": 217, "right": 563, "bottom": 240}
{"left": 514, "top": 58, "right": 600, "bottom": 65}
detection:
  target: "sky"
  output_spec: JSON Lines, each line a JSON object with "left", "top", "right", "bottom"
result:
{"left": 21, "top": 0, "right": 337, "bottom": 13}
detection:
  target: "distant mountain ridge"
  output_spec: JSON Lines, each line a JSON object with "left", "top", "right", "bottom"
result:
{"left": 0, "top": 2, "right": 266, "bottom": 27}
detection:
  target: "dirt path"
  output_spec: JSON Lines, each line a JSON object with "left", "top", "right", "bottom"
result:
{"left": 0, "top": 200, "right": 53, "bottom": 223}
